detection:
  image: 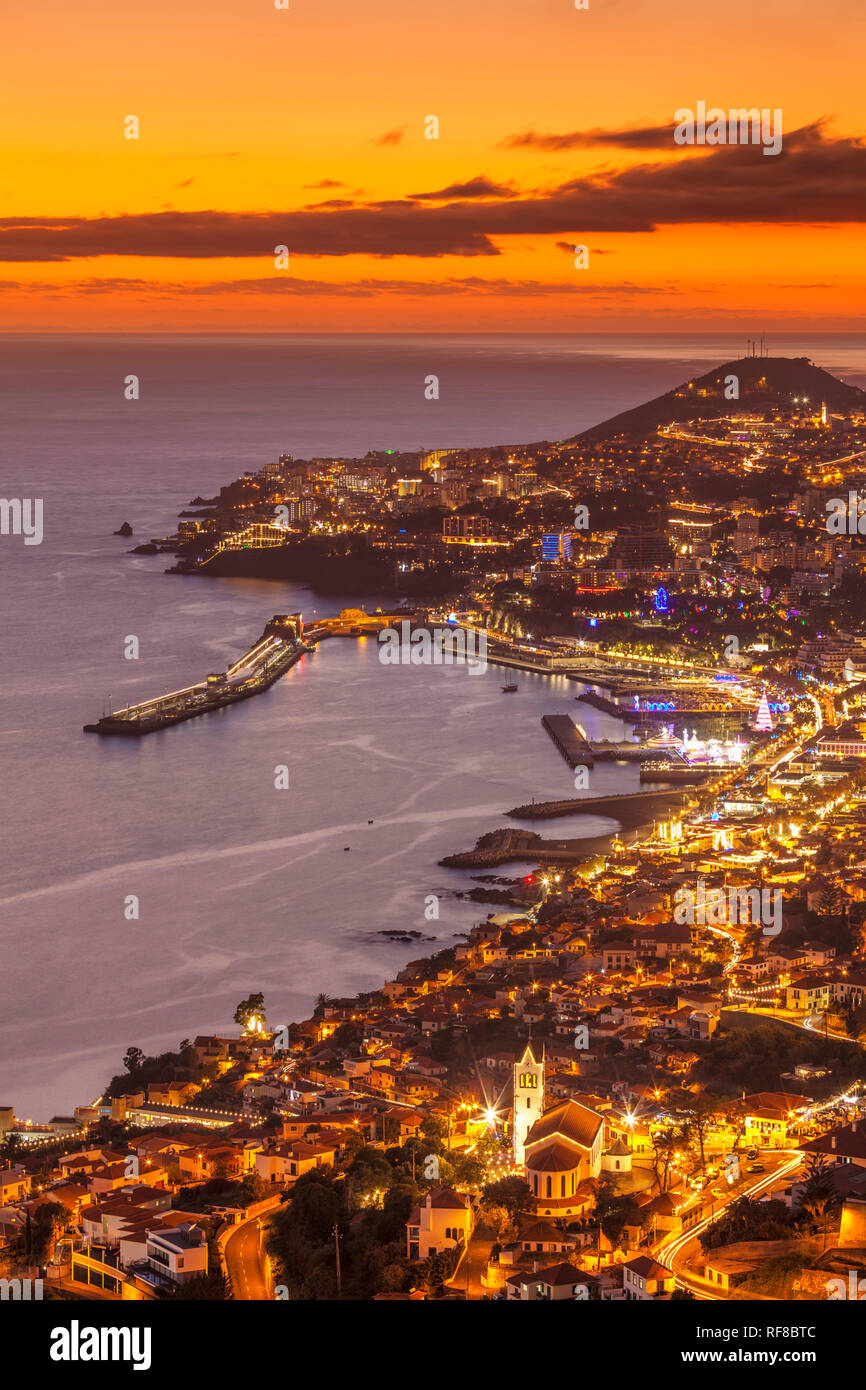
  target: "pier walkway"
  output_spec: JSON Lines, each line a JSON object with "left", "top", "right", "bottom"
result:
{"left": 84, "top": 614, "right": 307, "bottom": 736}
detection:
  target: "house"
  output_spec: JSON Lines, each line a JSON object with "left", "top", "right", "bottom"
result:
{"left": 0, "top": 1165, "right": 31, "bottom": 1203}
{"left": 176, "top": 1143, "right": 241, "bottom": 1181}
{"left": 621, "top": 1254, "right": 676, "bottom": 1300}
{"left": 41, "top": 1181, "right": 89, "bottom": 1219}
{"left": 518, "top": 1219, "right": 580, "bottom": 1258}
{"left": 133, "top": 1133, "right": 200, "bottom": 1165}
{"left": 704, "top": 1239, "right": 802, "bottom": 1293}
{"left": 81, "top": 1188, "right": 174, "bottom": 1247}
{"left": 764, "top": 946, "right": 808, "bottom": 975}
{"left": 146, "top": 1081, "right": 199, "bottom": 1108}
{"left": 255, "top": 1139, "right": 335, "bottom": 1184}
{"left": 785, "top": 974, "right": 830, "bottom": 1013}
{"left": 802, "top": 1119, "right": 866, "bottom": 1169}
{"left": 829, "top": 970, "right": 866, "bottom": 1010}
{"left": 686, "top": 1008, "right": 720, "bottom": 1040}
{"left": 640, "top": 924, "right": 693, "bottom": 960}
{"left": 144, "top": 1223, "right": 208, "bottom": 1285}
{"left": 406, "top": 1186, "right": 472, "bottom": 1262}
{"left": 507, "top": 1261, "right": 588, "bottom": 1301}
{"left": 88, "top": 1161, "right": 168, "bottom": 1196}
{"left": 802, "top": 941, "right": 836, "bottom": 967}
{"left": 742, "top": 1092, "right": 807, "bottom": 1150}
{"left": 193, "top": 1035, "right": 231, "bottom": 1069}
{"left": 602, "top": 942, "right": 636, "bottom": 973}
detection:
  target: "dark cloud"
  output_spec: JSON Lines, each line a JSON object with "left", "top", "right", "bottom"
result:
{"left": 372, "top": 127, "right": 407, "bottom": 147}
{"left": 500, "top": 124, "right": 677, "bottom": 151}
{"left": 0, "top": 208, "right": 497, "bottom": 260}
{"left": 555, "top": 240, "right": 612, "bottom": 254}
{"left": 302, "top": 179, "right": 346, "bottom": 190}
{"left": 409, "top": 175, "right": 518, "bottom": 201}
{"left": 2, "top": 123, "right": 862, "bottom": 263}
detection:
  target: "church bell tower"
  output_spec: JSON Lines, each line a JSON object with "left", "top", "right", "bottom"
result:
{"left": 512, "top": 1041, "right": 544, "bottom": 1169}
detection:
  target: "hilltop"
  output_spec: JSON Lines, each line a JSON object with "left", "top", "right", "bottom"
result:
{"left": 569, "top": 355, "right": 866, "bottom": 443}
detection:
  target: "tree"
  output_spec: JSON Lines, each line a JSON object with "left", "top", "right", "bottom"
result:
{"left": 239, "top": 1170, "right": 269, "bottom": 1204}
{"left": 16, "top": 1202, "right": 67, "bottom": 1265}
{"left": 683, "top": 1097, "right": 717, "bottom": 1174}
{"left": 818, "top": 883, "right": 848, "bottom": 922}
{"left": 651, "top": 1125, "right": 687, "bottom": 1193}
{"left": 589, "top": 1175, "right": 619, "bottom": 1269}
{"left": 313, "top": 992, "right": 333, "bottom": 1019}
{"left": 700, "top": 1197, "right": 795, "bottom": 1252}
{"left": 284, "top": 1171, "right": 340, "bottom": 1245}
{"left": 420, "top": 1114, "right": 449, "bottom": 1153}
{"left": 479, "top": 1201, "right": 511, "bottom": 1242}
{"left": 344, "top": 1146, "right": 392, "bottom": 1210}
{"left": 481, "top": 1176, "right": 534, "bottom": 1224}
{"left": 233, "top": 993, "right": 266, "bottom": 1031}
{"left": 449, "top": 1151, "right": 487, "bottom": 1191}
{"left": 123, "top": 1046, "right": 145, "bottom": 1075}
{"left": 799, "top": 1154, "right": 836, "bottom": 1250}
{"left": 418, "top": 1250, "right": 448, "bottom": 1295}
{"left": 159, "top": 1271, "right": 229, "bottom": 1300}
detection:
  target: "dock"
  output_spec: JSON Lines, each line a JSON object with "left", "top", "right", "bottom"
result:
{"left": 84, "top": 614, "right": 310, "bottom": 736}
{"left": 541, "top": 714, "right": 595, "bottom": 768}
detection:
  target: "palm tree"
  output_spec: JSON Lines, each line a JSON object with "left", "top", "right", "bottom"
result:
{"left": 684, "top": 1098, "right": 716, "bottom": 1175}
{"left": 652, "top": 1124, "right": 689, "bottom": 1193}
{"left": 799, "top": 1154, "right": 835, "bottom": 1251}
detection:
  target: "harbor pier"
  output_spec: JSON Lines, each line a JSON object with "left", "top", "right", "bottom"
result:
{"left": 84, "top": 614, "right": 309, "bottom": 736}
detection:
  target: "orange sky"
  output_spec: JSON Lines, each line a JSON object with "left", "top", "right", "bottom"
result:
{"left": 3, "top": 0, "right": 866, "bottom": 330}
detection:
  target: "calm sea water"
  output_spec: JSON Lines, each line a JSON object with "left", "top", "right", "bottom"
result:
{"left": 2, "top": 333, "right": 864, "bottom": 1119}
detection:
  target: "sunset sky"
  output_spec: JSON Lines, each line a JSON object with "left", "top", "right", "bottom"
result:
{"left": 4, "top": 0, "right": 866, "bottom": 330}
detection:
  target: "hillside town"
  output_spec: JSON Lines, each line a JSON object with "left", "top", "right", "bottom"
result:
{"left": 4, "top": 729, "right": 866, "bottom": 1301}
{"left": 159, "top": 356, "right": 866, "bottom": 693}
{"left": 5, "top": 354, "right": 866, "bottom": 1305}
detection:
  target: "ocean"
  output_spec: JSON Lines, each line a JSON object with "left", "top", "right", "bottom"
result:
{"left": 1, "top": 332, "right": 864, "bottom": 1119}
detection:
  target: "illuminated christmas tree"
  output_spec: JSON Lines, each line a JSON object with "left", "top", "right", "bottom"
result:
{"left": 754, "top": 693, "right": 773, "bottom": 731}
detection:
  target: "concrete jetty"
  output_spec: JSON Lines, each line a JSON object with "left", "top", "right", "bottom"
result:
{"left": 541, "top": 714, "right": 595, "bottom": 768}
{"left": 84, "top": 614, "right": 308, "bottom": 736}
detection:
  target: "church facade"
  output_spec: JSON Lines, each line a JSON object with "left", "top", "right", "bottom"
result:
{"left": 512, "top": 1044, "right": 605, "bottom": 1218}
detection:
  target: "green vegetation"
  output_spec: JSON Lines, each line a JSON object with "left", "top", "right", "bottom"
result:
{"left": 740, "top": 1252, "right": 813, "bottom": 1299}
{"left": 691, "top": 1021, "right": 865, "bottom": 1096}
{"left": 700, "top": 1197, "right": 799, "bottom": 1251}
{"left": 233, "top": 993, "right": 266, "bottom": 1030}
{"left": 11, "top": 1201, "right": 67, "bottom": 1265}
{"left": 267, "top": 1131, "right": 488, "bottom": 1299}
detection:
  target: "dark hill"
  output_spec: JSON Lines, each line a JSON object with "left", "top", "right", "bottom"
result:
{"left": 569, "top": 355, "right": 866, "bottom": 442}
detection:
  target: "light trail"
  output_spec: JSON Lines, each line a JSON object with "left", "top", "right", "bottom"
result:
{"left": 658, "top": 1152, "right": 804, "bottom": 1299}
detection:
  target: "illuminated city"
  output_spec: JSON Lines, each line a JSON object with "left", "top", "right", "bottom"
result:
{"left": 3, "top": 0, "right": 866, "bottom": 1365}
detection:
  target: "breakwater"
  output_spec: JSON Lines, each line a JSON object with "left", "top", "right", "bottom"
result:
{"left": 506, "top": 787, "right": 689, "bottom": 824}
{"left": 84, "top": 614, "right": 309, "bottom": 736}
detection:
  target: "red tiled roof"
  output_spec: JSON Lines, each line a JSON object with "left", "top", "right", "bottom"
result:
{"left": 525, "top": 1099, "right": 603, "bottom": 1152}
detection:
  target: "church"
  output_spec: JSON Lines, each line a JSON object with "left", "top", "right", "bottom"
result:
{"left": 512, "top": 1043, "right": 605, "bottom": 1218}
